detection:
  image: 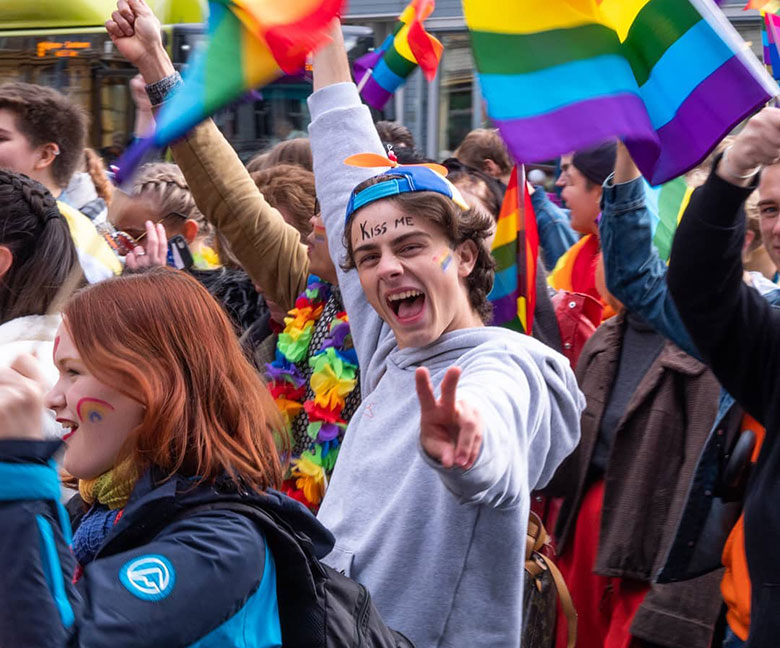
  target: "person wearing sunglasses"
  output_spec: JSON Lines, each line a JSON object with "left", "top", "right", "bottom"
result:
{"left": 107, "top": 163, "right": 273, "bottom": 346}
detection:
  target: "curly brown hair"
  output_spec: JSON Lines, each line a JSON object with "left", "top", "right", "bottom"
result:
{"left": 342, "top": 175, "right": 496, "bottom": 323}
{"left": 0, "top": 82, "right": 88, "bottom": 188}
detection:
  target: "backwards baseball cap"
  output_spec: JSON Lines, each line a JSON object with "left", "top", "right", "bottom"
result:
{"left": 344, "top": 154, "right": 469, "bottom": 222}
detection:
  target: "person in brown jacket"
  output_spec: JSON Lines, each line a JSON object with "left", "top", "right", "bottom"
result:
{"left": 546, "top": 255, "right": 724, "bottom": 644}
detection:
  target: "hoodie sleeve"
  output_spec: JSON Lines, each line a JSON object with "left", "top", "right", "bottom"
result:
{"left": 421, "top": 340, "right": 584, "bottom": 509}
{"left": 0, "top": 441, "right": 281, "bottom": 648}
{"left": 307, "top": 82, "right": 392, "bottom": 376}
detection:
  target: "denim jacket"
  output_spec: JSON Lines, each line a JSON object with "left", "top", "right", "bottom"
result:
{"left": 599, "top": 175, "right": 780, "bottom": 582}
{"left": 530, "top": 187, "right": 578, "bottom": 271}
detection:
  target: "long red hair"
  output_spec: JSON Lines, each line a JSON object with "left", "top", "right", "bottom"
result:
{"left": 64, "top": 267, "right": 284, "bottom": 492}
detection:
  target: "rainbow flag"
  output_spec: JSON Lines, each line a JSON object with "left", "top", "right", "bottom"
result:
{"left": 763, "top": 12, "right": 780, "bottom": 81}
{"left": 353, "top": 0, "right": 443, "bottom": 110}
{"left": 464, "top": 0, "right": 778, "bottom": 186}
{"left": 747, "top": 0, "right": 780, "bottom": 11}
{"left": 489, "top": 166, "right": 539, "bottom": 334}
{"left": 651, "top": 177, "right": 693, "bottom": 263}
{"left": 117, "top": 0, "right": 343, "bottom": 182}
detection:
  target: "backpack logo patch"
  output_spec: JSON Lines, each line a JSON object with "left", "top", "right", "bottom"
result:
{"left": 119, "top": 554, "right": 176, "bottom": 601}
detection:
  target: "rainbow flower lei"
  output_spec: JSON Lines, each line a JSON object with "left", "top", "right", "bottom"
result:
{"left": 266, "top": 276, "right": 358, "bottom": 511}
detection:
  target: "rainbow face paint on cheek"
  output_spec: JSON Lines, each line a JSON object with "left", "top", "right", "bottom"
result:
{"left": 314, "top": 224, "right": 327, "bottom": 242}
{"left": 76, "top": 397, "right": 115, "bottom": 424}
{"left": 433, "top": 251, "right": 453, "bottom": 272}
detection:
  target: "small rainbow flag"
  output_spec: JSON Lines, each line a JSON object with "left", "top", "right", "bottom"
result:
{"left": 763, "top": 12, "right": 780, "bottom": 81}
{"left": 488, "top": 166, "right": 539, "bottom": 334}
{"left": 117, "top": 0, "right": 343, "bottom": 182}
{"left": 464, "top": 0, "right": 778, "bottom": 186}
{"left": 353, "top": 0, "right": 443, "bottom": 110}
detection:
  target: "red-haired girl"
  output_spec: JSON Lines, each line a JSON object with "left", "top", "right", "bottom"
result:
{"left": 0, "top": 268, "right": 334, "bottom": 647}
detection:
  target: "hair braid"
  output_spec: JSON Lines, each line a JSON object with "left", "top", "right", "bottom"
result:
{"left": 130, "top": 163, "right": 213, "bottom": 239}
{"left": 0, "top": 169, "right": 80, "bottom": 323}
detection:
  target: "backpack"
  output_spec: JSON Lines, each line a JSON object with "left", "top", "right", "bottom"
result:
{"left": 523, "top": 512, "right": 577, "bottom": 648}
{"left": 179, "top": 501, "right": 415, "bottom": 648}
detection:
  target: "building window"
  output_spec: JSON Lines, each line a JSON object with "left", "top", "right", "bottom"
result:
{"left": 437, "top": 32, "right": 476, "bottom": 159}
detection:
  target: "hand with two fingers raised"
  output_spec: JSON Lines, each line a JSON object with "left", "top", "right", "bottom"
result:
{"left": 415, "top": 366, "right": 483, "bottom": 470}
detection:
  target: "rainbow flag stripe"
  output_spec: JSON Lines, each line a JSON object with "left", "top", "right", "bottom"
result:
{"left": 465, "top": 0, "right": 777, "bottom": 185}
{"left": 489, "top": 166, "right": 539, "bottom": 334}
{"left": 155, "top": 0, "right": 343, "bottom": 144}
{"left": 651, "top": 176, "right": 693, "bottom": 263}
{"left": 763, "top": 12, "right": 780, "bottom": 82}
{"left": 117, "top": 0, "right": 342, "bottom": 181}
{"left": 353, "top": 0, "right": 443, "bottom": 110}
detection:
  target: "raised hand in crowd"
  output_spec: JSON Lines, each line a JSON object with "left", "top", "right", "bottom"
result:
{"left": 124, "top": 220, "right": 168, "bottom": 270}
{"left": 415, "top": 366, "right": 483, "bottom": 470}
{"left": 105, "top": 0, "right": 174, "bottom": 83}
{"left": 719, "top": 106, "right": 780, "bottom": 187}
{"left": 613, "top": 140, "right": 641, "bottom": 184}
{"left": 0, "top": 354, "right": 48, "bottom": 441}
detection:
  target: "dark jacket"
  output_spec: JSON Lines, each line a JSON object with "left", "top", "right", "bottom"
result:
{"left": 668, "top": 164, "right": 780, "bottom": 648}
{"left": 548, "top": 312, "right": 723, "bottom": 647}
{"left": 598, "top": 175, "right": 780, "bottom": 583}
{"left": 0, "top": 439, "right": 334, "bottom": 648}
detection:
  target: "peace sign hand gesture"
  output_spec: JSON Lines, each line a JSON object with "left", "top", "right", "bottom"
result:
{"left": 415, "top": 366, "right": 483, "bottom": 470}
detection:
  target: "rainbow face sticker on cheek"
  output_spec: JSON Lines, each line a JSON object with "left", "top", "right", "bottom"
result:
{"left": 433, "top": 251, "right": 453, "bottom": 273}
{"left": 76, "top": 397, "right": 115, "bottom": 424}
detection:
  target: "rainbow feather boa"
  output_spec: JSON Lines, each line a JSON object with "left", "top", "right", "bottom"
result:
{"left": 266, "top": 276, "right": 358, "bottom": 511}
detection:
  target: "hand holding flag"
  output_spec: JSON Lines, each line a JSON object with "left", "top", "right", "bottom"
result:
{"left": 107, "top": 0, "right": 345, "bottom": 182}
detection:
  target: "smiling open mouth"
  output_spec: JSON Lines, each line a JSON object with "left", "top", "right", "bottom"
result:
{"left": 387, "top": 290, "right": 426, "bottom": 322}
{"left": 59, "top": 422, "right": 79, "bottom": 442}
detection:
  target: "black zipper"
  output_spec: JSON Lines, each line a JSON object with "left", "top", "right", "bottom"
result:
{"left": 356, "top": 584, "right": 371, "bottom": 648}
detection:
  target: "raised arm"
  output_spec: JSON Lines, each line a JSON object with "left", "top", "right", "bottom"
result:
{"left": 668, "top": 108, "right": 780, "bottom": 425}
{"left": 599, "top": 142, "right": 699, "bottom": 358}
{"left": 107, "top": 0, "right": 309, "bottom": 310}
{"left": 308, "top": 21, "right": 392, "bottom": 378}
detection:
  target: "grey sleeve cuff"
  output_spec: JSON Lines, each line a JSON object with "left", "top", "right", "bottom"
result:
{"left": 145, "top": 71, "right": 183, "bottom": 106}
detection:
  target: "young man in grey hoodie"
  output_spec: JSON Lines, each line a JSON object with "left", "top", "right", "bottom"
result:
{"left": 309, "top": 23, "right": 584, "bottom": 648}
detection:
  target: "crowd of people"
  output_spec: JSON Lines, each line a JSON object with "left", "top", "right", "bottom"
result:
{"left": 0, "top": 0, "right": 778, "bottom": 646}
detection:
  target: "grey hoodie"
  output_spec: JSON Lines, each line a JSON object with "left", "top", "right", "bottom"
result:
{"left": 308, "top": 82, "right": 584, "bottom": 648}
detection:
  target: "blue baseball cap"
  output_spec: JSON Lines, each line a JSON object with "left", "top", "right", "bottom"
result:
{"left": 345, "top": 165, "right": 469, "bottom": 222}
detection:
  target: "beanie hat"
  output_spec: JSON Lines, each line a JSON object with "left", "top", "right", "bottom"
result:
{"left": 572, "top": 141, "right": 618, "bottom": 186}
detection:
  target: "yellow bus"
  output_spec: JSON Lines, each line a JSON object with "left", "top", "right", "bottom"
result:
{"left": 0, "top": 0, "right": 373, "bottom": 162}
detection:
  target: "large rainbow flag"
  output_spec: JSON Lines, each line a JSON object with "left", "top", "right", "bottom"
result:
{"left": 489, "top": 166, "right": 539, "bottom": 334}
{"left": 464, "top": 0, "right": 778, "bottom": 186}
{"left": 118, "top": 0, "right": 343, "bottom": 181}
{"left": 353, "top": 0, "right": 443, "bottom": 110}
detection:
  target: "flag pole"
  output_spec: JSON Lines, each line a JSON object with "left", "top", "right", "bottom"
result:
{"left": 356, "top": 68, "right": 373, "bottom": 93}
